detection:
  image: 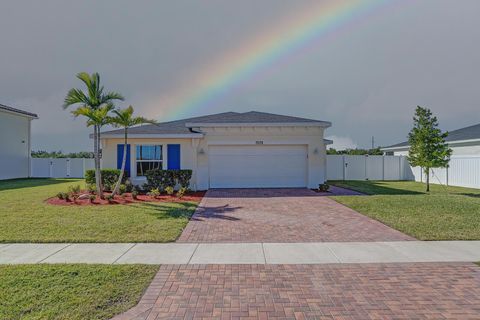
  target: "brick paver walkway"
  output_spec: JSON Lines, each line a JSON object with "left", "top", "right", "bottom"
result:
{"left": 178, "top": 188, "right": 412, "bottom": 242}
{"left": 113, "top": 263, "right": 480, "bottom": 320}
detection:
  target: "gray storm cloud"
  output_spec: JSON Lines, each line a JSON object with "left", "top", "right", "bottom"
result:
{"left": 0, "top": 0, "right": 479, "bottom": 152}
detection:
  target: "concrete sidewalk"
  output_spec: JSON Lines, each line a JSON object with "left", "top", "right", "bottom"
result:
{"left": 1, "top": 241, "right": 480, "bottom": 264}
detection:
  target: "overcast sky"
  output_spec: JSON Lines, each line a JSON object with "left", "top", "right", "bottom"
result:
{"left": 1, "top": 0, "right": 479, "bottom": 152}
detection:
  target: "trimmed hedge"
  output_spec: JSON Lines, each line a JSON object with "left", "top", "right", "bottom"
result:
{"left": 85, "top": 169, "right": 123, "bottom": 189}
{"left": 144, "top": 169, "right": 192, "bottom": 191}
{"left": 176, "top": 170, "right": 192, "bottom": 188}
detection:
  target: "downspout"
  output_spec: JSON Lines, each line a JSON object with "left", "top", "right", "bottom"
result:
{"left": 191, "top": 138, "right": 200, "bottom": 191}
{"left": 28, "top": 118, "right": 32, "bottom": 177}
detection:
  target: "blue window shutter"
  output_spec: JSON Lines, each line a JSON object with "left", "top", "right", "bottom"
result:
{"left": 117, "top": 144, "right": 131, "bottom": 176}
{"left": 167, "top": 144, "right": 181, "bottom": 169}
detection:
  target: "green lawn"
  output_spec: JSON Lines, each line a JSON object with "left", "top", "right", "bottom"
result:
{"left": 0, "top": 264, "right": 157, "bottom": 320}
{"left": 0, "top": 179, "right": 197, "bottom": 242}
{"left": 329, "top": 180, "right": 480, "bottom": 240}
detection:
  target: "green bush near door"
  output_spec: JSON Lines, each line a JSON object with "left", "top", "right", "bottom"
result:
{"left": 85, "top": 169, "right": 124, "bottom": 189}
{"left": 144, "top": 169, "right": 192, "bottom": 191}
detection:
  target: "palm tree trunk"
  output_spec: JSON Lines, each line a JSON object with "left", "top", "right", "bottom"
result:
{"left": 94, "top": 125, "right": 103, "bottom": 198}
{"left": 98, "top": 125, "right": 104, "bottom": 197}
{"left": 112, "top": 128, "right": 128, "bottom": 196}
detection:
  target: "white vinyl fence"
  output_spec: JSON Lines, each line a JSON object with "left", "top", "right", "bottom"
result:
{"left": 327, "top": 155, "right": 412, "bottom": 181}
{"left": 412, "top": 156, "right": 480, "bottom": 189}
{"left": 31, "top": 158, "right": 94, "bottom": 178}
{"left": 327, "top": 154, "right": 480, "bottom": 189}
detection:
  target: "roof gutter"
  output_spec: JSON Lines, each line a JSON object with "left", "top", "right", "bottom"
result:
{"left": 324, "top": 139, "right": 333, "bottom": 145}
{"left": 380, "top": 145, "right": 410, "bottom": 151}
{"left": 99, "top": 133, "right": 204, "bottom": 139}
{"left": 0, "top": 108, "right": 38, "bottom": 119}
{"left": 381, "top": 137, "right": 480, "bottom": 151}
{"left": 185, "top": 121, "right": 332, "bottom": 128}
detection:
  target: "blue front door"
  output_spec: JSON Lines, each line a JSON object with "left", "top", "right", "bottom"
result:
{"left": 167, "top": 144, "right": 181, "bottom": 169}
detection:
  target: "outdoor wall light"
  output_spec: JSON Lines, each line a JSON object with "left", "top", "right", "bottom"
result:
{"left": 198, "top": 148, "right": 205, "bottom": 155}
{"left": 313, "top": 148, "right": 319, "bottom": 154}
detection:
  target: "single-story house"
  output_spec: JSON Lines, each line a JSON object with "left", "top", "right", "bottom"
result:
{"left": 382, "top": 122, "right": 480, "bottom": 156}
{"left": 0, "top": 104, "right": 38, "bottom": 180}
{"left": 100, "top": 111, "right": 332, "bottom": 189}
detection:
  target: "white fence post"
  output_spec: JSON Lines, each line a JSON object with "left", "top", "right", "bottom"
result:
{"left": 49, "top": 159, "right": 53, "bottom": 178}
{"left": 66, "top": 159, "right": 71, "bottom": 177}
{"left": 382, "top": 156, "right": 385, "bottom": 180}
{"left": 398, "top": 157, "right": 401, "bottom": 180}
{"left": 364, "top": 155, "right": 367, "bottom": 180}
{"left": 446, "top": 165, "right": 449, "bottom": 186}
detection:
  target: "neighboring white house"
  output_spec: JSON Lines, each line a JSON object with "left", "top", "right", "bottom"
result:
{"left": 100, "top": 111, "right": 332, "bottom": 189}
{"left": 382, "top": 123, "right": 480, "bottom": 156}
{"left": 0, "top": 104, "right": 38, "bottom": 180}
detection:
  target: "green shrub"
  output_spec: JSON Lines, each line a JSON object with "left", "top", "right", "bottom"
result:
{"left": 176, "top": 170, "right": 192, "bottom": 189}
{"left": 84, "top": 170, "right": 96, "bottom": 185}
{"left": 56, "top": 192, "right": 65, "bottom": 200}
{"left": 67, "top": 185, "right": 81, "bottom": 195}
{"left": 124, "top": 180, "right": 134, "bottom": 192}
{"left": 144, "top": 170, "right": 160, "bottom": 190}
{"left": 86, "top": 184, "right": 96, "bottom": 194}
{"left": 119, "top": 184, "right": 127, "bottom": 195}
{"left": 147, "top": 188, "right": 160, "bottom": 198}
{"left": 164, "top": 186, "right": 174, "bottom": 195}
{"left": 89, "top": 195, "right": 96, "bottom": 203}
{"left": 144, "top": 169, "right": 175, "bottom": 191}
{"left": 176, "top": 187, "right": 187, "bottom": 198}
{"left": 145, "top": 169, "right": 192, "bottom": 190}
{"left": 131, "top": 189, "right": 139, "bottom": 200}
{"left": 105, "top": 194, "right": 115, "bottom": 203}
{"left": 318, "top": 183, "right": 330, "bottom": 192}
{"left": 85, "top": 169, "right": 122, "bottom": 189}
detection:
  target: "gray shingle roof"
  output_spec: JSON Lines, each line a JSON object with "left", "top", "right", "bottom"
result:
{"left": 383, "top": 122, "right": 480, "bottom": 149}
{"left": 0, "top": 103, "right": 38, "bottom": 118}
{"left": 102, "top": 111, "right": 330, "bottom": 135}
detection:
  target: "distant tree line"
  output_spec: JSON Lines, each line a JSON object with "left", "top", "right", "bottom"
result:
{"left": 31, "top": 150, "right": 94, "bottom": 158}
{"left": 327, "top": 147, "right": 383, "bottom": 155}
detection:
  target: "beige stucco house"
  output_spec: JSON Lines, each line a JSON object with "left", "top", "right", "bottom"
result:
{"left": 100, "top": 111, "right": 331, "bottom": 190}
{"left": 0, "top": 104, "right": 38, "bottom": 180}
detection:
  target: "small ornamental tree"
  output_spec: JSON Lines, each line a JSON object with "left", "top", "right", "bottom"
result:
{"left": 407, "top": 106, "right": 452, "bottom": 192}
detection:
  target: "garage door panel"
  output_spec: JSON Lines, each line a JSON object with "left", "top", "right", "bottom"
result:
{"left": 209, "top": 145, "right": 306, "bottom": 156}
{"left": 209, "top": 145, "right": 307, "bottom": 188}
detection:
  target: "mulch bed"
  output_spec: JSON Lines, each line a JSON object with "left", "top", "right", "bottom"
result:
{"left": 46, "top": 191, "right": 205, "bottom": 206}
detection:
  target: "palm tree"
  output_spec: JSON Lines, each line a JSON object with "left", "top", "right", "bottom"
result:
{"left": 63, "top": 72, "right": 124, "bottom": 198}
{"left": 71, "top": 104, "right": 115, "bottom": 197}
{"left": 109, "top": 106, "right": 156, "bottom": 196}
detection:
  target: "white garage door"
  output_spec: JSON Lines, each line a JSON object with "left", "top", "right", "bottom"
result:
{"left": 209, "top": 145, "right": 307, "bottom": 188}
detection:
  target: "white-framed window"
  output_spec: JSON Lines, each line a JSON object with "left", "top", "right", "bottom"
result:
{"left": 136, "top": 145, "right": 162, "bottom": 176}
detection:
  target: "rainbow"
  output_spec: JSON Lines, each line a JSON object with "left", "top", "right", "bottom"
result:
{"left": 154, "top": 0, "right": 395, "bottom": 120}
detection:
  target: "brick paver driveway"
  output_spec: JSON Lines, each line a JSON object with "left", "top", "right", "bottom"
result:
{"left": 114, "top": 263, "right": 480, "bottom": 320}
{"left": 113, "top": 189, "right": 480, "bottom": 320}
{"left": 178, "top": 188, "right": 412, "bottom": 242}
